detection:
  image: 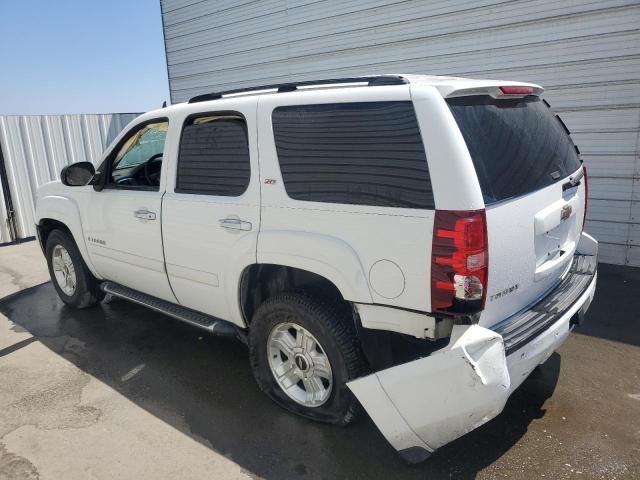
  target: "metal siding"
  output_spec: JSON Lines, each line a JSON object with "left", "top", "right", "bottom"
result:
{"left": 161, "top": 0, "right": 640, "bottom": 265}
{"left": 0, "top": 175, "right": 9, "bottom": 243}
{"left": 0, "top": 113, "right": 140, "bottom": 243}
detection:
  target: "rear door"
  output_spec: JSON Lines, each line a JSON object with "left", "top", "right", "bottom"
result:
{"left": 447, "top": 94, "right": 586, "bottom": 326}
{"left": 162, "top": 100, "right": 260, "bottom": 325}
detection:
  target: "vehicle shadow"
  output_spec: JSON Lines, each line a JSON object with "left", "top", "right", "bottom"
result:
{"left": 0, "top": 283, "right": 561, "bottom": 480}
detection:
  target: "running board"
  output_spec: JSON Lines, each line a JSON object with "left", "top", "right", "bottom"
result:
{"left": 101, "top": 282, "right": 246, "bottom": 342}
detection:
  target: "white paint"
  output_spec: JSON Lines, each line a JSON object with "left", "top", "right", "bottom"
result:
{"left": 356, "top": 303, "right": 441, "bottom": 339}
{"left": 161, "top": 97, "right": 260, "bottom": 325}
{"left": 534, "top": 196, "right": 580, "bottom": 235}
{"left": 368, "top": 260, "right": 405, "bottom": 299}
{"left": 349, "top": 324, "right": 510, "bottom": 452}
{"left": 479, "top": 180, "right": 586, "bottom": 327}
{"left": 256, "top": 85, "right": 433, "bottom": 311}
{"left": 576, "top": 232, "right": 599, "bottom": 256}
{"left": 410, "top": 85, "right": 484, "bottom": 211}
{"left": 84, "top": 188, "right": 175, "bottom": 302}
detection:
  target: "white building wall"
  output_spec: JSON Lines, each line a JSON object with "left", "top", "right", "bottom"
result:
{"left": 165, "top": 0, "right": 636, "bottom": 265}
{"left": 0, "top": 113, "right": 140, "bottom": 243}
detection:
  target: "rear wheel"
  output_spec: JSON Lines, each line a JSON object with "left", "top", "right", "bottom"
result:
{"left": 46, "top": 229, "right": 104, "bottom": 309}
{"left": 249, "top": 292, "right": 365, "bottom": 425}
{"left": 268, "top": 321, "right": 334, "bottom": 407}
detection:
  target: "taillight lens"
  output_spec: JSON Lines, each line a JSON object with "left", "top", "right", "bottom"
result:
{"left": 582, "top": 165, "right": 588, "bottom": 231}
{"left": 431, "top": 210, "right": 488, "bottom": 313}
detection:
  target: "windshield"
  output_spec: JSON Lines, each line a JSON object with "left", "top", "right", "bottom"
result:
{"left": 447, "top": 95, "right": 582, "bottom": 204}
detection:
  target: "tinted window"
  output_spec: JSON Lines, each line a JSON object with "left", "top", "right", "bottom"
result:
{"left": 447, "top": 96, "right": 582, "bottom": 204}
{"left": 176, "top": 113, "right": 250, "bottom": 196}
{"left": 272, "top": 102, "right": 434, "bottom": 209}
{"left": 110, "top": 121, "right": 168, "bottom": 188}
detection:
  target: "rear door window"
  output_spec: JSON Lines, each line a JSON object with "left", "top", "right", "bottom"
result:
{"left": 447, "top": 96, "right": 582, "bottom": 204}
{"left": 271, "top": 101, "right": 434, "bottom": 209}
{"left": 176, "top": 113, "right": 250, "bottom": 196}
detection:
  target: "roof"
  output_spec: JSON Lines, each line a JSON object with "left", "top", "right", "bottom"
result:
{"left": 151, "top": 74, "right": 543, "bottom": 116}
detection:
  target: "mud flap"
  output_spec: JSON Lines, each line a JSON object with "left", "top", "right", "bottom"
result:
{"left": 348, "top": 325, "right": 510, "bottom": 462}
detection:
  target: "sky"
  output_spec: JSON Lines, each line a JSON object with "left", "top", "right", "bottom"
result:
{"left": 0, "top": 0, "right": 170, "bottom": 115}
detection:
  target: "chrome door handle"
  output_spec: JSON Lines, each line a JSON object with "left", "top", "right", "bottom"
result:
{"left": 219, "top": 217, "right": 252, "bottom": 231}
{"left": 134, "top": 209, "right": 156, "bottom": 221}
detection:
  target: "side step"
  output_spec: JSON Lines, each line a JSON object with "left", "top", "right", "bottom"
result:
{"left": 101, "top": 282, "right": 246, "bottom": 343}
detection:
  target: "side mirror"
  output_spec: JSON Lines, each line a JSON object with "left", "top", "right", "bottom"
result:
{"left": 61, "top": 162, "right": 95, "bottom": 187}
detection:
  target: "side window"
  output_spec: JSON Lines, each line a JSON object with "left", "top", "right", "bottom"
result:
{"left": 110, "top": 120, "right": 168, "bottom": 189}
{"left": 176, "top": 113, "right": 250, "bottom": 196}
{"left": 271, "top": 101, "right": 434, "bottom": 209}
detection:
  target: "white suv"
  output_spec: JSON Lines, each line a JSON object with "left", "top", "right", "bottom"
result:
{"left": 35, "top": 74, "right": 598, "bottom": 463}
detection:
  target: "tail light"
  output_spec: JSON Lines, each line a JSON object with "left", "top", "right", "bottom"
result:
{"left": 499, "top": 86, "right": 535, "bottom": 95}
{"left": 582, "top": 165, "right": 588, "bottom": 230}
{"left": 431, "top": 210, "right": 488, "bottom": 313}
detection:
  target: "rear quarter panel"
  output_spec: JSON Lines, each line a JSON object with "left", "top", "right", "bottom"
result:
{"left": 257, "top": 86, "right": 435, "bottom": 310}
{"left": 410, "top": 85, "right": 485, "bottom": 211}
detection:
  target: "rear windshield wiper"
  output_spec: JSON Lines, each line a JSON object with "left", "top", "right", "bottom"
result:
{"left": 562, "top": 167, "right": 584, "bottom": 191}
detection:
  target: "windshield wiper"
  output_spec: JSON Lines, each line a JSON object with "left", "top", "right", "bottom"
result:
{"left": 562, "top": 167, "right": 584, "bottom": 191}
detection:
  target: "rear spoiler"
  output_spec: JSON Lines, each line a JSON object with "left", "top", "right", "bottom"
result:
{"left": 446, "top": 85, "right": 544, "bottom": 99}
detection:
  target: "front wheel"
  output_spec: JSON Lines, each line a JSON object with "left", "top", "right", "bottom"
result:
{"left": 45, "top": 229, "right": 104, "bottom": 309}
{"left": 248, "top": 292, "right": 365, "bottom": 425}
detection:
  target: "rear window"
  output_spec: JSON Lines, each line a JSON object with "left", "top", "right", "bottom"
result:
{"left": 447, "top": 96, "right": 581, "bottom": 204}
{"left": 272, "top": 101, "right": 434, "bottom": 209}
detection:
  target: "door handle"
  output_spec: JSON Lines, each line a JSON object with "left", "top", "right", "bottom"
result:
{"left": 134, "top": 209, "right": 156, "bottom": 221}
{"left": 219, "top": 217, "right": 252, "bottom": 231}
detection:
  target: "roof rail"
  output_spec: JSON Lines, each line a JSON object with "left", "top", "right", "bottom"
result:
{"left": 187, "top": 75, "right": 408, "bottom": 103}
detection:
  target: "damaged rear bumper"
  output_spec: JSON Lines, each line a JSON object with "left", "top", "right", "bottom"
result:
{"left": 347, "top": 233, "right": 598, "bottom": 464}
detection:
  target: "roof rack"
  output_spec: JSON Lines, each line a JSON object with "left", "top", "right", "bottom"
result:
{"left": 187, "top": 75, "right": 408, "bottom": 103}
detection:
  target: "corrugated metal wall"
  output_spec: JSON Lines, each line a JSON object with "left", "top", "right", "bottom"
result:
{"left": 0, "top": 113, "right": 140, "bottom": 244}
{"left": 0, "top": 168, "right": 11, "bottom": 244}
{"left": 161, "top": 0, "right": 640, "bottom": 266}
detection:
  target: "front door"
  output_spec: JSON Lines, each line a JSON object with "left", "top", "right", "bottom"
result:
{"left": 162, "top": 101, "right": 260, "bottom": 325}
{"left": 83, "top": 119, "right": 176, "bottom": 302}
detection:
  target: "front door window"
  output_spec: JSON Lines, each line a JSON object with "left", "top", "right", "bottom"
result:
{"left": 110, "top": 121, "right": 168, "bottom": 188}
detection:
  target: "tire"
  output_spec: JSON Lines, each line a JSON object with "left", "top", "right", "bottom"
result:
{"left": 249, "top": 292, "right": 365, "bottom": 425}
{"left": 45, "top": 229, "right": 104, "bottom": 309}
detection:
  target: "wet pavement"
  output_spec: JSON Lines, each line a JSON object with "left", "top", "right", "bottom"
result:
{"left": 1, "top": 261, "right": 639, "bottom": 479}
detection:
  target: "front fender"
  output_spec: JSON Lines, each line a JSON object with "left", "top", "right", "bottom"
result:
{"left": 36, "top": 190, "right": 100, "bottom": 278}
{"left": 257, "top": 230, "right": 373, "bottom": 304}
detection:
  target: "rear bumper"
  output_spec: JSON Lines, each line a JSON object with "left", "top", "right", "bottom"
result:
{"left": 493, "top": 250, "right": 597, "bottom": 355}
{"left": 348, "top": 232, "right": 597, "bottom": 464}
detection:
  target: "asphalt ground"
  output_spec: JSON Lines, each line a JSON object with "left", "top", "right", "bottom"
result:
{"left": 0, "top": 242, "right": 638, "bottom": 479}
